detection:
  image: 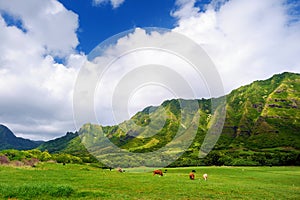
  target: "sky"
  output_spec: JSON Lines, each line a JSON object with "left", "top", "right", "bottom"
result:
{"left": 0, "top": 0, "right": 299, "bottom": 140}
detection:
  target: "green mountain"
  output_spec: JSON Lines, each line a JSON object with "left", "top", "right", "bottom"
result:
{"left": 0, "top": 124, "right": 43, "bottom": 150}
{"left": 218, "top": 72, "right": 300, "bottom": 149}
{"left": 37, "top": 132, "right": 97, "bottom": 163}
{"left": 37, "top": 72, "right": 300, "bottom": 166}
{"left": 37, "top": 132, "right": 79, "bottom": 153}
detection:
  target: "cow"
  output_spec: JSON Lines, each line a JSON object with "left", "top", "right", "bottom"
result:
{"left": 153, "top": 169, "right": 163, "bottom": 176}
{"left": 203, "top": 173, "right": 208, "bottom": 181}
{"left": 117, "top": 167, "right": 125, "bottom": 173}
{"left": 189, "top": 170, "right": 195, "bottom": 180}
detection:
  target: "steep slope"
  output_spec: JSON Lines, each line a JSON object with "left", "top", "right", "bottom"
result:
{"left": 218, "top": 72, "right": 300, "bottom": 149}
{"left": 37, "top": 132, "right": 79, "bottom": 153}
{"left": 0, "top": 124, "right": 42, "bottom": 150}
{"left": 37, "top": 72, "right": 300, "bottom": 166}
{"left": 37, "top": 132, "right": 97, "bottom": 162}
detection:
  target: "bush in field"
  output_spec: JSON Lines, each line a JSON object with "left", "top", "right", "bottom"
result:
{"left": 23, "top": 149, "right": 43, "bottom": 159}
{"left": 23, "top": 158, "right": 39, "bottom": 167}
{"left": 11, "top": 160, "right": 24, "bottom": 167}
{"left": 39, "top": 151, "right": 52, "bottom": 161}
{"left": 0, "top": 155, "right": 9, "bottom": 164}
{"left": 53, "top": 153, "right": 70, "bottom": 164}
{"left": 52, "top": 153, "right": 83, "bottom": 164}
{"left": 2, "top": 149, "right": 26, "bottom": 161}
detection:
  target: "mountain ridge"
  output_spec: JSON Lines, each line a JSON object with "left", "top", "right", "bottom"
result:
{"left": 0, "top": 124, "right": 43, "bottom": 150}
{"left": 1, "top": 71, "right": 299, "bottom": 166}
{"left": 36, "top": 71, "right": 300, "bottom": 167}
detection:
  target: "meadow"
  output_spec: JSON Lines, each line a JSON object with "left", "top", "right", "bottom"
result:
{"left": 0, "top": 163, "right": 299, "bottom": 200}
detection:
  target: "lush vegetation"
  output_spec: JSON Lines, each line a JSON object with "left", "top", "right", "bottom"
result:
{"left": 1, "top": 72, "right": 299, "bottom": 167}
{"left": 0, "top": 149, "right": 85, "bottom": 166}
{"left": 37, "top": 132, "right": 98, "bottom": 163}
{"left": 171, "top": 148, "right": 300, "bottom": 167}
{"left": 36, "top": 72, "right": 300, "bottom": 167}
{"left": 0, "top": 163, "right": 299, "bottom": 199}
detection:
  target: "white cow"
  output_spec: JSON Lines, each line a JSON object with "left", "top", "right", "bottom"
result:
{"left": 203, "top": 173, "right": 208, "bottom": 181}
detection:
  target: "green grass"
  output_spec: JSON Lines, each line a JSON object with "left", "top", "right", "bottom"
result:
{"left": 0, "top": 163, "right": 299, "bottom": 199}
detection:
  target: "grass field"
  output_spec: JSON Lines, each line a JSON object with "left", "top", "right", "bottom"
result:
{"left": 0, "top": 163, "right": 299, "bottom": 200}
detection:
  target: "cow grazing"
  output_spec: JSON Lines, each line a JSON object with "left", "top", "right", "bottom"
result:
{"left": 203, "top": 173, "right": 208, "bottom": 181}
{"left": 117, "top": 167, "right": 124, "bottom": 173}
{"left": 189, "top": 172, "right": 195, "bottom": 180}
{"left": 189, "top": 170, "right": 196, "bottom": 180}
{"left": 153, "top": 169, "right": 163, "bottom": 176}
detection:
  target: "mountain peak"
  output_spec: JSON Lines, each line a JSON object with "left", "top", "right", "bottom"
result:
{"left": 0, "top": 124, "right": 42, "bottom": 150}
{"left": 0, "top": 124, "right": 17, "bottom": 140}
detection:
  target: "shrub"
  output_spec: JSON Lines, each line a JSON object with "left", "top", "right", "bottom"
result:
{"left": 23, "top": 158, "right": 39, "bottom": 167}
{"left": 10, "top": 160, "right": 24, "bottom": 167}
{"left": 0, "top": 155, "right": 9, "bottom": 164}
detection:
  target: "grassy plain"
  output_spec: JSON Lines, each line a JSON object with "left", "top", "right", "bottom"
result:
{"left": 0, "top": 163, "right": 299, "bottom": 199}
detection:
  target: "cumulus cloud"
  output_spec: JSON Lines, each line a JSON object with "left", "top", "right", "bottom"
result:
{"left": 73, "top": 28, "right": 216, "bottom": 127}
{"left": 93, "top": 0, "right": 125, "bottom": 9}
{"left": 0, "top": 0, "right": 79, "bottom": 58}
{"left": 173, "top": 0, "right": 300, "bottom": 93}
{"left": 0, "top": 0, "right": 84, "bottom": 140}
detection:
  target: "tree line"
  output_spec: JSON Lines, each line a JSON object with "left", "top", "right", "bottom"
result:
{"left": 1, "top": 148, "right": 299, "bottom": 168}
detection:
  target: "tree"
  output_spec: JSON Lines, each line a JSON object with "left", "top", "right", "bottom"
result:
{"left": 39, "top": 151, "right": 52, "bottom": 161}
{"left": 204, "top": 151, "right": 224, "bottom": 166}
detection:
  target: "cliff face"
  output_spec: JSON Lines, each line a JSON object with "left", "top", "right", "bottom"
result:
{"left": 220, "top": 72, "right": 300, "bottom": 149}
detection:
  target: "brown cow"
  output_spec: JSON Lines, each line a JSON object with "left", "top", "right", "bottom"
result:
{"left": 117, "top": 167, "right": 124, "bottom": 173}
{"left": 189, "top": 172, "right": 195, "bottom": 180}
{"left": 153, "top": 169, "right": 163, "bottom": 176}
{"left": 189, "top": 170, "right": 196, "bottom": 180}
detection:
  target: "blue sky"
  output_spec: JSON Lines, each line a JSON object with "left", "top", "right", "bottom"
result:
{"left": 0, "top": 0, "right": 299, "bottom": 140}
{"left": 58, "top": 0, "right": 178, "bottom": 53}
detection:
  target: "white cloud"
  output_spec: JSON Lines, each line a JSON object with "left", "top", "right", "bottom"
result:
{"left": 0, "top": 0, "right": 84, "bottom": 140}
{"left": 0, "top": 0, "right": 79, "bottom": 58}
{"left": 74, "top": 28, "right": 216, "bottom": 127}
{"left": 173, "top": 0, "right": 300, "bottom": 93}
{"left": 93, "top": 0, "right": 125, "bottom": 9}
{"left": 171, "top": 0, "right": 200, "bottom": 19}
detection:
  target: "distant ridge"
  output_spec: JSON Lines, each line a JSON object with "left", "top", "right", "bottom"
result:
{"left": 0, "top": 124, "right": 43, "bottom": 150}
